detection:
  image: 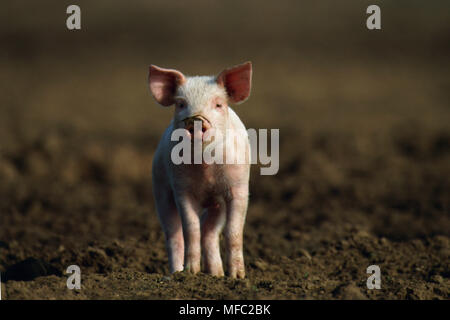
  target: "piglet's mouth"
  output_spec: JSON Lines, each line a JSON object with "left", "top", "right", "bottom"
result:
{"left": 182, "top": 115, "right": 212, "bottom": 135}
{"left": 180, "top": 115, "right": 214, "bottom": 149}
{"left": 182, "top": 115, "right": 211, "bottom": 127}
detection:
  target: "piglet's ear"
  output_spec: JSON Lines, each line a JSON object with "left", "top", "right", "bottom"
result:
{"left": 216, "top": 62, "right": 252, "bottom": 104}
{"left": 148, "top": 65, "right": 186, "bottom": 106}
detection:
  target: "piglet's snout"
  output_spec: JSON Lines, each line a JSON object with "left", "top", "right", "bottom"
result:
{"left": 184, "top": 118, "right": 211, "bottom": 140}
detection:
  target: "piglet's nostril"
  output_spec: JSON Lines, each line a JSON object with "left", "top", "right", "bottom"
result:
{"left": 184, "top": 118, "right": 211, "bottom": 138}
{"left": 184, "top": 122, "right": 194, "bottom": 132}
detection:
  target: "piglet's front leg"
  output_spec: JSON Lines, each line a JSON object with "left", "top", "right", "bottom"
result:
{"left": 201, "top": 202, "right": 226, "bottom": 277}
{"left": 176, "top": 194, "right": 202, "bottom": 274}
{"left": 224, "top": 185, "right": 249, "bottom": 279}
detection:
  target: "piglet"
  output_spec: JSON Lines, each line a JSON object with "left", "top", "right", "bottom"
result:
{"left": 149, "top": 62, "right": 252, "bottom": 278}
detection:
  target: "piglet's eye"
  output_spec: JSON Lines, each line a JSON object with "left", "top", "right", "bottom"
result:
{"left": 176, "top": 101, "right": 186, "bottom": 109}
{"left": 216, "top": 104, "right": 222, "bottom": 108}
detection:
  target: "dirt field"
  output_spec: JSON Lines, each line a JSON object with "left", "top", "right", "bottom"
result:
{"left": 0, "top": 1, "right": 449, "bottom": 299}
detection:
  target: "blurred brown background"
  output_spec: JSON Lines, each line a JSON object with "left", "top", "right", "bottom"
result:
{"left": 0, "top": 1, "right": 449, "bottom": 299}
